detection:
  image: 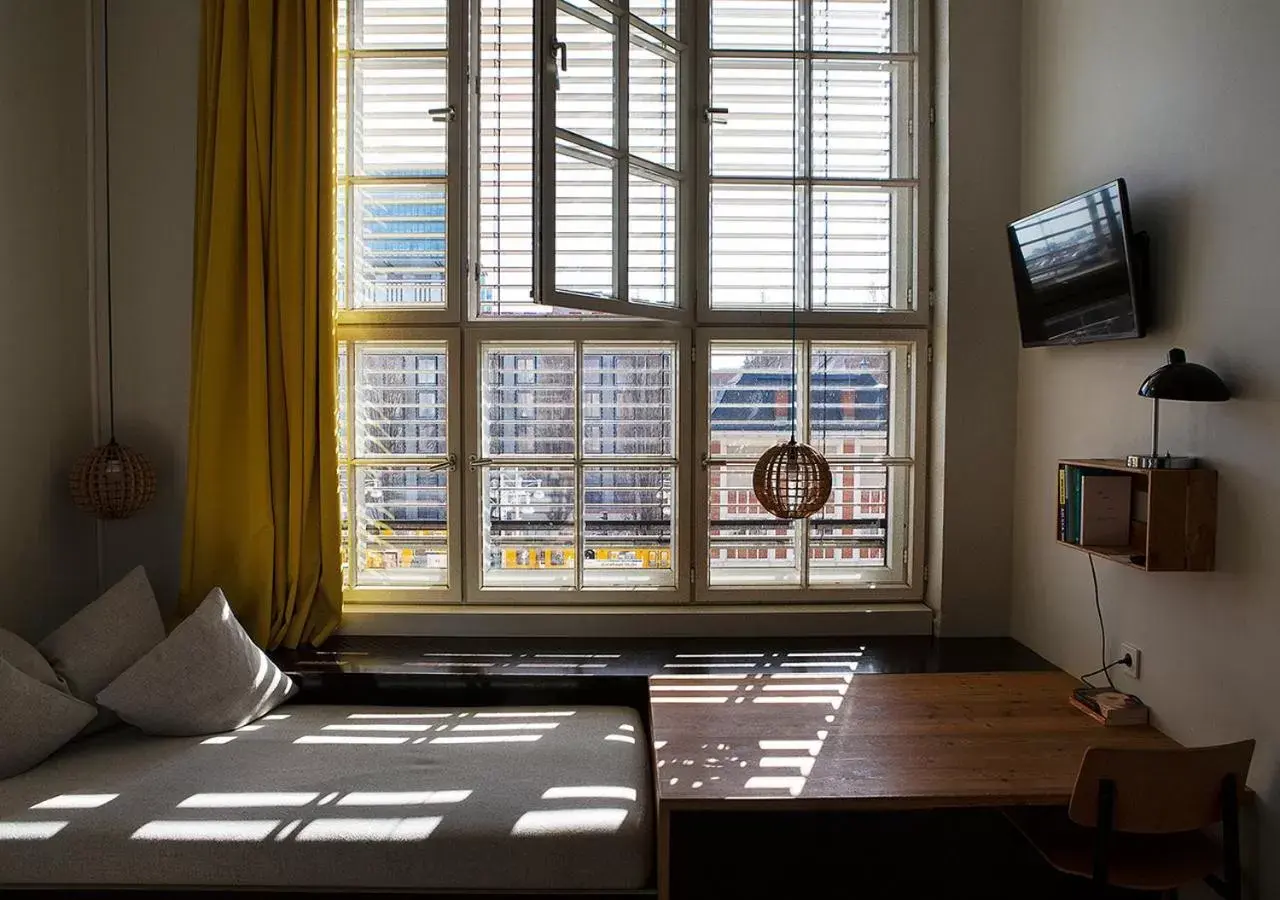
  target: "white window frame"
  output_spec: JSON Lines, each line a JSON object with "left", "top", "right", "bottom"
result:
{"left": 532, "top": 0, "right": 691, "bottom": 321}
{"left": 694, "top": 327, "right": 926, "bottom": 604}
{"left": 338, "top": 326, "right": 464, "bottom": 605}
{"left": 336, "top": 0, "right": 931, "bottom": 614}
{"left": 462, "top": 326, "right": 694, "bottom": 604}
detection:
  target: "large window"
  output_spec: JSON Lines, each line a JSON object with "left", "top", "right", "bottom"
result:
{"left": 336, "top": 0, "right": 926, "bottom": 607}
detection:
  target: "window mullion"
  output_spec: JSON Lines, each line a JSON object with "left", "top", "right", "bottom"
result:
{"left": 574, "top": 342, "right": 585, "bottom": 591}
{"left": 532, "top": 0, "right": 556, "bottom": 307}
{"left": 616, "top": 7, "right": 629, "bottom": 305}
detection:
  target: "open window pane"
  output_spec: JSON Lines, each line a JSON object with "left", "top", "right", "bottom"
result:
{"left": 355, "top": 345, "right": 448, "bottom": 457}
{"left": 357, "top": 0, "right": 448, "bottom": 50}
{"left": 482, "top": 345, "right": 576, "bottom": 457}
{"left": 628, "top": 173, "right": 678, "bottom": 309}
{"left": 707, "top": 465, "right": 801, "bottom": 587}
{"left": 629, "top": 38, "right": 678, "bottom": 169}
{"left": 352, "top": 186, "right": 447, "bottom": 308}
{"left": 582, "top": 344, "right": 676, "bottom": 457}
{"left": 631, "top": 0, "right": 678, "bottom": 38}
{"left": 351, "top": 58, "right": 448, "bottom": 178}
{"left": 481, "top": 466, "right": 577, "bottom": 588}
{"left": 710, "top": 58, "right": 800, "bottom": 178}
{"left": 584, "top": 466, "right": 675, "bottom": 588}
{"left": 555, "top": 149, "right": 615, "bottom": 298}
{"left": 555, "top": 5, "right": 617, "bottom": 147}
{"left": 710, "top": 184, "right": 798, "bottom": 310}
{"left": 356, "top": 467, "right": 449, "bottom": 586}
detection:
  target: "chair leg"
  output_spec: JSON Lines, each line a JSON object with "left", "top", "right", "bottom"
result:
{"left": 1222, "top": 774, "right": 1243, "bottom": 900}
{"left": 1092, "top": 780, "right": 1116, "bottom": 889}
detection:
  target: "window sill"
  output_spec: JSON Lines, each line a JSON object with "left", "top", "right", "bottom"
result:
{"left": 339, "top": 602, "right": 934, "bottom": 638}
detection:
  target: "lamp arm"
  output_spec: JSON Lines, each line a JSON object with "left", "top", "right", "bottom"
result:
{"left": 1151, "top": 397, "right": 1160, "bottom": 459}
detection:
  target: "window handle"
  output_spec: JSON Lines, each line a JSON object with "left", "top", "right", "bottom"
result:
{"left": 429, "top": 105, "right": 455, "bottom": 124}
{"left": 427, "top": 453, "right": 457, "bottom": 472}
{"left": 553, "top": 40, "right": 568, "bottom": 72}
{"left": 468, "top": 454, "right": 493, "bottom": 471}
{"left": 705, "top": 106, "right": 728, "bottom": 125}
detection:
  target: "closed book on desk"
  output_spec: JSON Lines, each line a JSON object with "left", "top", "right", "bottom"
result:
{"left": 1079, "top": 475, "right": 1131, "bottom": 546}
{"left": 1070, "top": 687, "right": 1149, "bottom": 726}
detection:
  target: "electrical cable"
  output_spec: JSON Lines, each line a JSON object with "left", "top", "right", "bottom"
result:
{"left": 1087, "top": 554, "right": 1117, "bottom": 689}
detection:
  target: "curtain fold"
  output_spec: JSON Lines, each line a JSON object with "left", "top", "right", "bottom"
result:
{"left": 181, "top": 0, "right": 341, "bottom": 648}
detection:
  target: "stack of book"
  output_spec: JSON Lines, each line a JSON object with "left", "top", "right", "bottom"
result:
{"left": 1070, "top": 686, "right": 1149, "bottom": 726}
{"left": 1058, "top": 465, "right": 1133, "bottom": 547}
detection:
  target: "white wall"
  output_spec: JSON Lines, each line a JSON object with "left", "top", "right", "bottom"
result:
{"left": 1015, "top": 2, "right": 1280, "bottom": 895}
{"left": 95, "top": 0, "right": 200, "bottom": 611}
{"left": 928, "top": 0, "right": 1023, "bottom": 635}
{"left": 0, "top": 1, "right": 99, "bottom": 640}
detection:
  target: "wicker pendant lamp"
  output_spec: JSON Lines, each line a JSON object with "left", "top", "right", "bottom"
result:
{"left": 752, "top": 8, "right": 831, "bottom": 521}
{"left": 69, "top": 10, "right": 156, "bottom": 521}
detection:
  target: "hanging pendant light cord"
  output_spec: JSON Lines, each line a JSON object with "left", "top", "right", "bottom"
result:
{"left": 101, "top": 4, "right": 117, "bottom": 442}
{"left": 788, "top": 1, "right": 800, "bottom": 443}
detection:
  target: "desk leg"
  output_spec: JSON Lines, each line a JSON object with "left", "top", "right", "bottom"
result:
{"left": 657, "top": 805, "right": 671, "bottom": 900}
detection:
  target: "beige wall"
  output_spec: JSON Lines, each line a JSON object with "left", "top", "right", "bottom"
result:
{"left": 0, "top": 1, "right": 99, "bottom": 640}
{"left": 96, "top": 0, "right": 200, "bottom": 610}
{"left": 928, "top": 0, "right": 1022, "bottom": 635}
{"left": 1015, "top": 2, "right": 1279, "bottom": 895}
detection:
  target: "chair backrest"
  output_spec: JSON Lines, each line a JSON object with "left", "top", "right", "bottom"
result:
{"left": 1068, "top": 740, "right": 1254, "bottom": 834}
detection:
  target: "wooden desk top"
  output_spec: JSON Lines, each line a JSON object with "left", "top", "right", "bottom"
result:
{"left": 650, "top": 670, "right": 1179, "bottom": 811}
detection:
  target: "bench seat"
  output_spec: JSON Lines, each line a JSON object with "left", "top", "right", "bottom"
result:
{"left": 0, "top": 704, "right": 652, "bottom": 892}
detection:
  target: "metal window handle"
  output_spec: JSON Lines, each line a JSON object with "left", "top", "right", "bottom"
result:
{"left": 553, "top": 40, "right": 568, "bottom": 71}
{"left": 429, "top": 105, "right": 455, "bottom": 123}
{"left": 705, "top": 106, "right": 728, "bottom": 125}
{"left": 468, "top": 454, "right": 493, "bottom": 470}
{"left": 427, "top": 453, "right": 457, "bottom": 472}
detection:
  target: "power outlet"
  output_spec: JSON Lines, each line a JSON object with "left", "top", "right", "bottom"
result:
{"left": 1119, "top": 643, "right": 1142, "bottom": 679}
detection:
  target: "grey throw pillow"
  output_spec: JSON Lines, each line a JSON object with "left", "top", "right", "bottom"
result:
{"left": 96, "top": 588, "right": 296, "bottom": 736}
{"left": 0, "top": 658, "right": 97, "bottom": 779}
{"left": 0, "top": 628, "right": 67, "bottom": 692}
{"left": 38, "top": 566, "right": 165, "bottom": 701}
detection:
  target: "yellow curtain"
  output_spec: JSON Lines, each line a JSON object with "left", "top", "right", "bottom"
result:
{"left": 181, "top": 0, "right": 341, "bottom": 648}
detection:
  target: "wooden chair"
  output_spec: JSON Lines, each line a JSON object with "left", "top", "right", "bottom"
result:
{"left": 1007, "top": 740, "right": 1254, "bottom": 899}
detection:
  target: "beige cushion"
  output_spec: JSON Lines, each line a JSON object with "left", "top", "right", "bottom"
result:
{"left": 0, "top": 628, "right": 65, "bottom": 693}
{"left": 96, "top": 588, "right": 296, "bottom": 736}
{"left": 0, "top": 658, "right": 97, "bottom": 779}
{"left": 38, "top": 566, "right": 165, "bottom": 701}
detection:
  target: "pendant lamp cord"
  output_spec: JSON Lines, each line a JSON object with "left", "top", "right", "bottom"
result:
{"left": 788, "top": 2, "right": 800, "bottom": 443}
{"left": 101, "top": 3, "right": 117, "bottom": 442}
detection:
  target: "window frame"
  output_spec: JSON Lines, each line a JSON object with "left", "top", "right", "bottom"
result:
{"left": 693, "top": 327, "right": 927, "bottom": 604}
{"left": 337, "top": 325, "right": 465, "bottom": 606}
{"left": 531, "top": 0, "right": 693, "bottom": 322}
{"left": 462, "top": 325, "right": 694, "bottom": 605}
{"left": 336, "top": 0, "right": 932, "bottom": 613}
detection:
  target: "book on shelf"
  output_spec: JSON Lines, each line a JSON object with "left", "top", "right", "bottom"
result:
{"left": 1070, "top": 686, "right": 1149, "bottom": 726}
{"left": 1080, "top": 475, "right": 1132, "bottom": 547}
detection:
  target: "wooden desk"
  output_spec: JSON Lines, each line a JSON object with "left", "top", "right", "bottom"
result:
{"left": 650, "top": 671, "right": 1178, "bottom": 898}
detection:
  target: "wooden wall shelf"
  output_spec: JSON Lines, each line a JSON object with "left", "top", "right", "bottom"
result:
{"left": 1057, "top": 459, "right": 1217, "bottom": 572}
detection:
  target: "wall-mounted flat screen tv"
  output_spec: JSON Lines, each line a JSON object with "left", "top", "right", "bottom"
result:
{"left": 1009, "top": 178, "right": 1148, "bottom": 348}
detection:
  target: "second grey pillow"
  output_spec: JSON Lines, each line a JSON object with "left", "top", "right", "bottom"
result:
{"left": 96, "top": 588, "right": 296, "bottom": 736}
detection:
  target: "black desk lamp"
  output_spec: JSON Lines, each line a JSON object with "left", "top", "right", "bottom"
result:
{"left": 1126, "top": 348, "right": 1230, "bottom": 469}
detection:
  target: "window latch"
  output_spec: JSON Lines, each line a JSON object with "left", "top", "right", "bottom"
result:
{"left": 427, "top": 453, "right": 457, "bottom": 472}
{"left": 468, "top": 454, "right": 493, "bottom": 471}
{"left": 704, "top": 106, "right": 728, "bottom": 125}
{"left": 429, "top": 105, "right": 456, "bottom": 124}
{"left": 550, "top": 39, "right": 568, "bottom": 90}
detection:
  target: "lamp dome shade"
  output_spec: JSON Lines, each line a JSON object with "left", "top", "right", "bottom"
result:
{"left": 1137, "top": 348, "right": 1230, "bottom": 402}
